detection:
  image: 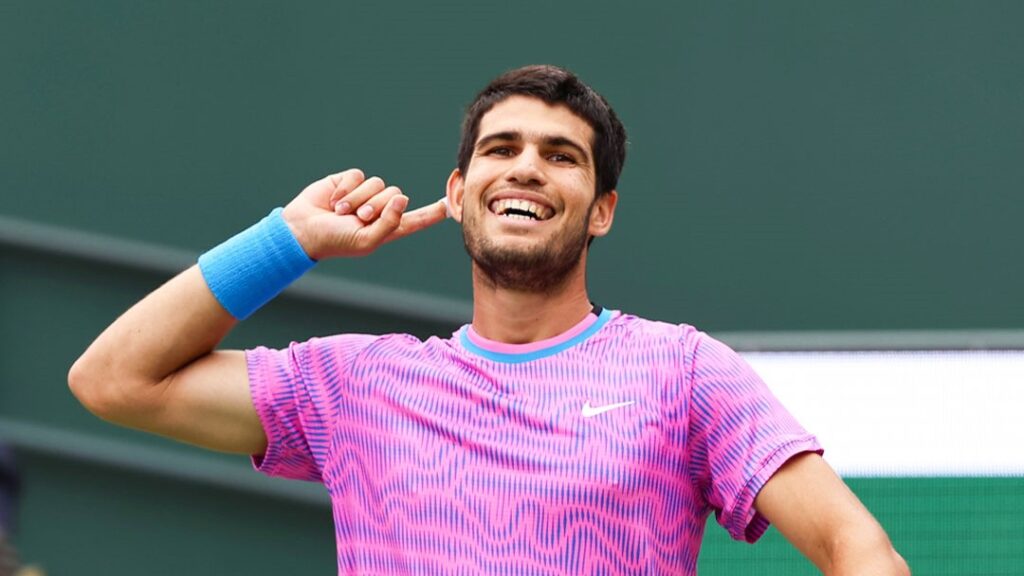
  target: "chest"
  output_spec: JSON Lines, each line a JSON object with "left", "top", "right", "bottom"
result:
{"left": 325, "top": 355, "right": 690, "bottom": 502}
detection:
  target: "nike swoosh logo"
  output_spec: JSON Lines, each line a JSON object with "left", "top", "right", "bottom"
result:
{"left": 581, "top": 400, "right": 635, "bottom": 418}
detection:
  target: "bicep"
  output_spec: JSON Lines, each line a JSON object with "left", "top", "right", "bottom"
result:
{"left": 754, "top": 452, "right": 888, "bottom": 572}
{"left": 151, "top": 350, "right": 267, "bottom": 455}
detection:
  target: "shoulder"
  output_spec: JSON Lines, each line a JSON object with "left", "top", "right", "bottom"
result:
{"left": 249, "top": 331, "right": 455, "bottom": 373}
{"left": 299, "top": 331, "right": 454, "bottom": 363}
{"left": 599, "top": 311, "right": 706, "bottom": 355}
{"left": 599, "top": 312, "right": 752, "bottom": 384}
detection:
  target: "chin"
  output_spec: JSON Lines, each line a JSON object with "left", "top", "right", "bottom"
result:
{"left": 464, "top": 232, "right": 588, "bottom": 293}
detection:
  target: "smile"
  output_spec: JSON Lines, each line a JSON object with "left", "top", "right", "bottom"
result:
{"left": 488, "top": 198, "right": 554, "bottom": 221}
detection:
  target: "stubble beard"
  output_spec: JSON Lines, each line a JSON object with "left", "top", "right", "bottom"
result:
{"left": 462, "top": 205, "right": 592, "bottom": 294}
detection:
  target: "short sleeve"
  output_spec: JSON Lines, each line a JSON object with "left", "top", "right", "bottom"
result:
{"left": 246, "top": 334, "right": 378, "bottom": 482}
{"left": 684, "top": 332, "right": 823, "bottom": 543}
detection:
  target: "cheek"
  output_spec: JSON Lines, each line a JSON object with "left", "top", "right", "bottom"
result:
{"left": 452, "top": 181, "right": 478, "bottom": 222}
{"left": 461, "top": 174, "right": 489, "bottom": 205}
{"left": 565, "top": 168, "right": 597, "bottom": 197}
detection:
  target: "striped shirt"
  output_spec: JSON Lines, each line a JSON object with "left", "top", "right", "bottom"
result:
{"left": 247, "top": 309, "right": 821, "bottom": 575}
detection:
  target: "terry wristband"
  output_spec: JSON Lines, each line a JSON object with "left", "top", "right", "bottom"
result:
{"left": 198, "top": 207, "right": 316, "bottom": 320}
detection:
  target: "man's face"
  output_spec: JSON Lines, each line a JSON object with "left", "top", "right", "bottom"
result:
{"left": 447, "top": 95, "right": 617, "bottom": 293}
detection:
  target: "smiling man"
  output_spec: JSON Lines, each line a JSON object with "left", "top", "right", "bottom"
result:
{"left": 69, "top": 65, "right": 908, "bottom": 575}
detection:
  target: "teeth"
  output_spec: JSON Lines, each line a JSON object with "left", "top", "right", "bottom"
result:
{"left": 489, "top": 198, "right": 551, "bottom": 220}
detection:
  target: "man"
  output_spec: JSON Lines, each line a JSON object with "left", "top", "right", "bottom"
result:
{"left": 69, "top": 65, "right": 909, "bottom": 575}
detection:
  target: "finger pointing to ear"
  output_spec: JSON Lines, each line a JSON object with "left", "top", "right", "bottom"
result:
{"left": 387, "top": 198, "right": 449, "bottom": 242}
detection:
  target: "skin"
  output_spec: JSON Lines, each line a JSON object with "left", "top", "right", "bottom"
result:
{"left": 68, "top": 171, "right": 447, "bottom": 454}
{"left": 446, "top": 96, "right": 617, "bottom": 344}
{"left": 69, "top": 95, "right": 908, "bottom": 575}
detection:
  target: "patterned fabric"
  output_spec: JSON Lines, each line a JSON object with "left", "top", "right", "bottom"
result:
{"left": 247, "top": 310, "right": 821, "bottom": 575}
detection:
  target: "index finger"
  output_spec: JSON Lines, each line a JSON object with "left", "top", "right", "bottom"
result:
{"left": 385, "top": 199, "right": 449, "bottom": 243}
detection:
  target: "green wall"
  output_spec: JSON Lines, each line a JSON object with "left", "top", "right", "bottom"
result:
{"left": 2, "top": 2, "right": 1022, "bottom": 574}
{"left": 3, "top": 1, "right": 1022, "bottom": 331}
{"left": 700, "top": 476, "right": 1024, "bottom": 575}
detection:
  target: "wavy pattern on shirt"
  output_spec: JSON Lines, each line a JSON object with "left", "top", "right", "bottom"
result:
{"left": 247, "top": 311, "right": 821, "bottom": 575}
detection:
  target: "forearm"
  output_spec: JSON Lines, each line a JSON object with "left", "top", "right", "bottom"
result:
{"left": 69, "top": 266, "right": 236, "bottom": 418}
{"left": 756, "top": 454, "right": 910, "bottom": 576}
{"left": 69, "top": 169, "right": 445, "bottom": 451}
{"left": 826, "top": 531, "right": 910, "bottom": 576}
{"left": 70, "top": 202, "right": 318, "bottom": 421}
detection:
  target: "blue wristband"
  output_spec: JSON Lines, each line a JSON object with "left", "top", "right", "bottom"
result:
{"left": 198, "top": 208, "right": 316, "bottom": 319}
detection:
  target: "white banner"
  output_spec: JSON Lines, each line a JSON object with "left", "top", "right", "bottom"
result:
{"left": 744, "top": 350, "right": 1024, "bottom": 477}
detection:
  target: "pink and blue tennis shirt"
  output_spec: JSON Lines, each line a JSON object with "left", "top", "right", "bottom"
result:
{"left": 246, "top": 308, "right": 822, "bottom": 575}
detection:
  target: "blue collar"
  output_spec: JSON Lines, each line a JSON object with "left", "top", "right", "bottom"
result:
{"left": 459, "top": 308, "right": 613, "bottom": 364}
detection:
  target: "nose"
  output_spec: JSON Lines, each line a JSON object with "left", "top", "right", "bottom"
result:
{"left": 505, "top": 147, "right": 546, "bottom": 187}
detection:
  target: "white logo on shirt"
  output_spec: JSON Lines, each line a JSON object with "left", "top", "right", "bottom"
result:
{"left": 581, "top": 400, "right": 635, "bottom": 418}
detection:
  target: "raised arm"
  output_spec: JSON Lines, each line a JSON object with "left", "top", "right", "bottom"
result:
{"left": 754, "top": 452, "right": 911, "bottom": 575}
{"left": 68, "top": 169, "right": 447, "bottom": 454}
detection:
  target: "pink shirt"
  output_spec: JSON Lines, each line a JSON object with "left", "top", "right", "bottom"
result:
{"left": 247, "top": 309, "right": 821, "bottom": 575}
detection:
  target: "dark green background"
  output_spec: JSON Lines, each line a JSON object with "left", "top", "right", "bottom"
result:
{"left": 2, "top": 1, "right": 1021, "bottom": 574}
{"left": 4, "top": 1, "right": 1022, "bottom": 331}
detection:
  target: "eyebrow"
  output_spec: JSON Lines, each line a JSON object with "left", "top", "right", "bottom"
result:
{"left": 475, "top": 131, "right": 591, "bottom": 163}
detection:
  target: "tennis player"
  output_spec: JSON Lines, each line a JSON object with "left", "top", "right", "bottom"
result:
{"left": 70, "top": 65, "right": 909, "bottom": 575}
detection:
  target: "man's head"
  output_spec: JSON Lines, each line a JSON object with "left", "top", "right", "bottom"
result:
{"left": 447, "top": 66, "right": 627, "bottom": 294}
{"left": 456, "top": 65, "right": 627, "bottom": 199}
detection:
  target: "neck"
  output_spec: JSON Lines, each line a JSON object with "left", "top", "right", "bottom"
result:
{"left": 470, "top": 260, "right": 593, "bottom": 344}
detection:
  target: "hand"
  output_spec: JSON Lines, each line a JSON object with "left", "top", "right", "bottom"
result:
{"left": 281, "top": 168, "right": 448, "bottom": 260}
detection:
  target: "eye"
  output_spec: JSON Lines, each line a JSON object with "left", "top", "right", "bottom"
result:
{"left": 549, "top": 152, "right": 577, "bottom": 164}
{"left": 487, "top": 146, "right": 514, "bottom": 157}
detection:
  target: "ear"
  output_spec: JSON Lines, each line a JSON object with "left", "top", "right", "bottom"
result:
{"left": 588, "top": 190, "right": 618, "bottom": 238}
{"left": 445, "top": 168, "right": 465, "bottom": 223}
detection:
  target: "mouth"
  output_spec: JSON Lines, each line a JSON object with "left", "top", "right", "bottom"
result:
{"left": 488, "top": 198, "right": 554, "bottom": 222}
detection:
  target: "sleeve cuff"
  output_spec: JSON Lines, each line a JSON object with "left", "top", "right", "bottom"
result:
{"left": 727, "top": 435, "right": 824, "bottom": 543}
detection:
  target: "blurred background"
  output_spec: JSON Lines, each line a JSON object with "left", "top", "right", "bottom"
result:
{"left": 1, "top": 1, "right": 1021, "bottom": 574}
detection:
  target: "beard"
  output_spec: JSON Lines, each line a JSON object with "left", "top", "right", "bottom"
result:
{"left": 462, "top": 205, "right": 592, "bottom": 294}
